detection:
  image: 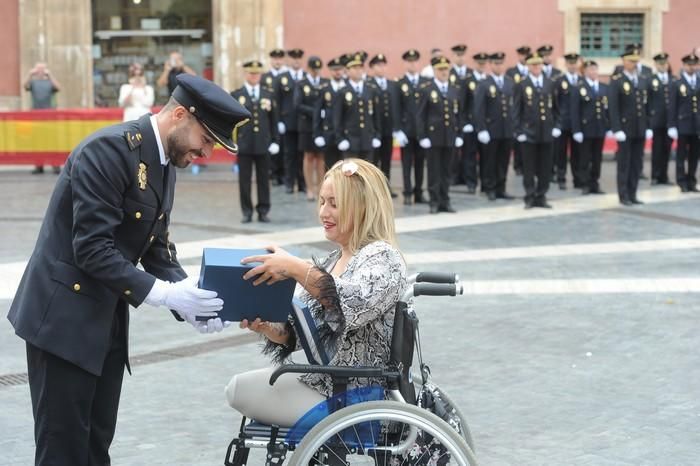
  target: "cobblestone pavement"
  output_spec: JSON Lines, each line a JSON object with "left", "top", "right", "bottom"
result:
{"left": 1, "top": 158, "right": 699, "bottom": 465}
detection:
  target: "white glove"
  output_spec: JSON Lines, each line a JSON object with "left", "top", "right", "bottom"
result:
{"left": 419, "top": 138, "right": 432, "bottom": 149}
{"left": 462, "top": 124, "right": 474, "bottom": 133}
{"left": 516, "top": 134, "right": 527, "bottom": 143}
{"left": 320, "top": 109, "right": 326, "bottom": 119}
{"left": 477, "top": 130, "right": 491, "bottom": 144}
{"left": 144, "top": 277, "right": 222, "bottom": 320}
{"left": 614, "top": 131, "right": 627, "bottom": 142}
{"left": 455, "top": 136, "right": 464, "bottom": 148}
{"left": 552, "top": 128, "right": 562, "bottom": 138}
{"left": 667, "top": 127, "right": 679, "bottom": 140}
{"left": 337, "top": 139, "right": 350, "bottom": 151}
{"left": 393, "top": 130, "right": 408, "bottom": 147}
{"left": 277, "top": 122, "right": 286, "bottom": 135}
{"left": 267, "top": 142, "right": 280, "bottom": 155}
{"left": 314, "top": 136, "right": 326, "bottom": 147}
{"left": 573, "top": 132, "right": 584, "bottom": 143}
{"left": 372, "top": 138, "right": 382, "bottom": 149}
{"left": 183, "top": 315, "right": 232, "bottom": 334}
{"left": 645, "top": 129, "right": 653, "bottom": 140}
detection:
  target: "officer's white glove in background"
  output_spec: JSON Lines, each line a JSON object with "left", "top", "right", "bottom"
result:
{"left": 516, "top": 134, "right": 527, "bottom": 143}
{"left": 144, "top": 277, "right": 222, "bottom": 320}
{"left": 477, "top": 130, "right": 491, "bottom": 144}
{"left": 419, "top": 138, "right": 432, "bottom": 149}
{"left": 393, "top": 130, "right": 409, "bottom": 147}
{"left": 552, "top": 128, "right": 562, "bottom": 138}
{"left": 277, "top": 122, "right": 286, "bottom": 135}
{"left": 573, "top": 132, "right": 584, "bottom": 143}
{"left": 645, "top": 129, "right": 654, "bottom": 140}
{"left": 372, "top": 138, "right": 382, "bottom": 149}
{"left": 455, "top": 136, "right": 464, "bottom": 148}
{"left": 614, "top": 131, "right": 627, "bottom": 142}
{"left": 182, "top": 315, "right": 232, "bottom": 334}
{"left": 667, "top": 127, "right": 679, "bottom": 140}
{"left": 267, "top": 142, "right": 280, "bottom": 155}
{"left": 462, "top": 124, "right": 474, "bottom": 133}
{"left": 314, "top": 136, "right": 326, "bottom": 147}
{"left": 337, "top": 139, "right": 350, "bottom": 151}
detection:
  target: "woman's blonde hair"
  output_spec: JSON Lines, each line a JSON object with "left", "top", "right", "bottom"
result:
{"left": 323, "top": 158, "right": 398, "bottom": 254}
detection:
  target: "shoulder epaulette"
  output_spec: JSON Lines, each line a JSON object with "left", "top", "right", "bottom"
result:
{"left": 419, "top": 81, "right": 432, "bottom": 89}
{"left": 611, "top": 74, "right": 621, "bottom": 80}
{"left": 124, "top": 130, "right": 142, "bottom": 151}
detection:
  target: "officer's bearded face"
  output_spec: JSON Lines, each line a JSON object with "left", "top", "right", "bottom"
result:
{"left": 330, "top": 68, "right": 343, "bottom": 80}
{"left": 167, "top": 118, "right": 214, "bottom": 168}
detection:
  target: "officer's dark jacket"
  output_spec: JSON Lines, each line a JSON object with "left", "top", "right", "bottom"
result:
{"left": 276, "top": 71, "right": 304, "bottom": 131}
{"left": 416, "top": 80, "right": 463, "bottom": 147}
{"left": 294, "top": 77, "right": 329, "bottom": 134}
{"left": 473, "top": 75, "right": 515, "bottom": 139}
{"left": 332, "top": 80, "right": 381, "bottom": 153}
{"left": 456, "top": 73, "right": 479, "bottom": 126}
{"left": 648, "top": 73, "right": 673, "bottom": 129}
{"left": 553, "top": 74, "right": 580, "bottom": 130}
{"left": 513, "top": 75, "right": 561, "bottom": 143}
{"left": 571, "top": 80, "right": 610, "bottom": 138}
{"left": 506, "top": 65, "right": 528, "bottom": 85}
{"left": 8, "top": 115, "right": 186, "bottom": 376}
{"left": 367, "top": 77, "right": 397, "bottom": 137}
{"left": 543, "top": 66, "right": 562, "bottom": 80}
{"left": 393, "top": 74, "right": 430, "bottom": 139}
{"left": 313, "top": 81, "right": 345, "bottom": 145}
{"left": 667, "top": 73, "right": 700, "bottom": 135}
{"left": 608, "top": 73, "right": 650, "bottom": 138}
{"left": 231, "top": 86, "right": 279, "bottom": 155}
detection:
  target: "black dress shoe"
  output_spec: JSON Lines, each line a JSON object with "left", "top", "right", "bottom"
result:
{"left": 487, "top": 191, "right": 497, "bottom": 201}
{"left": 524, "top": 200, "right": 534, "bottom": 209}
{"left": 241, "top": 215, "right": 252, "bottom": 223}
{"left": 539, "top": 200, "right": 553, "bottom": 208}
{"left": 497, "top": 192, "right": 515, "bottom": 200}
{"left": 590, "top": 188, "right": 606, "bottom": 195}
{"left": 639, "top": 173, "right": 648, "bottom": 180}
{"left": 390, "top": 191, "right": 398, "bottom": 198}
{"left": 415, "top": 195, "right": 428, "bottom": 204}
{"left": 630, "top": 199, "right": 644, "bottom": 205}
{"left": 581, "top": 187, "right": 591, "bottom": 195}
{"left": 429, "top": 205, "right": 439, "bottom": 214}
{"left": 258, "top": 213, "right": 271, "bottom": 223}
{"left": 466, "top": 186, "right": 476, "bottom": 194}
{"left": 31, "top": 166, "right": 44, "bottom": 174}
{"left": 620, "top": 199, "right": 633, "bottom": 206}
{"left": 443, "top": 205, "right": 457, "bottom": 213}
{"left": 680, "top": 185, "right": 689, "bottom": 193}
{"left": 689, "top": 186, "right": 700, "bottom": 192}
{"left": 403, "top": 197, "right": 412, "bottom": 205}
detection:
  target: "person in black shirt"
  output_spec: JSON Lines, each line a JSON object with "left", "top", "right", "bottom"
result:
{"left": 157, "top": 51, "right": 196, "bottom": 96}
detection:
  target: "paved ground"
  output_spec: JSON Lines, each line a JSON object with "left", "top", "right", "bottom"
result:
{"left": 1, "top": 157, "right": 699, "bottom": 465}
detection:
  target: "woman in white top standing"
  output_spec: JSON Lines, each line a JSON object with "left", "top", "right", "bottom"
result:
{"left": 118, "top": 62, "right": 154, "bottom": 122}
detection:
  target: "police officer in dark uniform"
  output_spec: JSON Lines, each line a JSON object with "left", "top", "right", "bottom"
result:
{"left": 553, "top": 52, "right": 582, "bottom": 189}
{"left": 333, "top": 52, "right": 382, "bottom": 160}
{"left": 648, "top": 52, "right": 674, "bottom": 185}
{"left": 277, "top": 48, "right": 306, "bottom": 193}
{"left": 367, "top": 53, "right": 398, "bottom": 196}
{"left": 507, "top": 45, "right": 531, "bottom": 175}
{"left": 7, "top": 74, "right": 250, "bottom": 465}
{"left": 571, "top": 60, "right": 609, "bottom": 194}
{"left": 232, "top": 60, "right": 279, "bottom": 222}
{"left": 609, "top": 47, "right": 652, "bottom": 205}
{"left": 613, "top": 42, "right": 653, "bottom": 77}
{"left": 474, "top": 52, "right": 516, "bottom": 201}
{"left": 470, "top": 52, "right": 491, "bottom": 192}
{"left": 313, "top": 56, "right": 346, "bottom": 169}
{"left": 417, "top": 55, "right": 463, "bottom": 213}
{"left": 513, "top": 52, "right": 561, "bottom": 208}
{"left": 667, "top": 53, "right": 700, "bottom": 192}
{"left": 538, "top": 44, "right": 562, "bottom": 80}
{"left": 262, "top": 48, "right": 287, "bottom": 186}
{"left": 393, "top": 49, "right": 429, "bottom": 205}
{"left": 449, "top": 43, "right": 475, "bottom": 191}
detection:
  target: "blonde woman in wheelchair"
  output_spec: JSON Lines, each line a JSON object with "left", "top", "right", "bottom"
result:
{"left": 226, "top": 158, "right": 407, "bottom": 427}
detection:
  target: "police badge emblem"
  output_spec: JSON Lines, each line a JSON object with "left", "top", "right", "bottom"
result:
{"left": 303, "top": 85, "right": 311, "bottom": 95}
{"left": 281, "top": 76, "right": 288, "bottom": 86}
{"left": 525, "top": 86, "right": 533, "bottom": 97}
{"left": 514, "top": 74, "right": 521, "bottom": 83}
{"left": 345, "top": 91, "right": 353, "bottom": 102}
{"left": 469, "top": 81, "right": 476, "bottom": 91}
{"left": 430, "top": 90, "right": 438, "bottom": 100}
{"left": 680, "top": 84, "right": 687, "bottom": 96}
{"left": 138, "top": 163, "right": 148, "bottom": 191}
{"left": 489, "top": 85, "right": 497, "bottom": 97}
{"left": 325, "top": 91, "right": 332, "bottom": 102}
{"left": 580, "top": 87, "right": 587, "bottom": 97}
{"left": 238, "top": 95, "right": 246, "bottom": 105}
{"left": 562, "top": 80, "right": 568, "bottom": 90}
{"left": 623, "top": 82, "right": 631, "bottom": 93}
{"left": 401, "top": 83, "right": 409, "bottom": 93}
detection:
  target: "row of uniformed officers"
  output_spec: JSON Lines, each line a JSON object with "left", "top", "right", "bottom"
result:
{"left": 229, "top": 44, "right": 700, "bottom": 219}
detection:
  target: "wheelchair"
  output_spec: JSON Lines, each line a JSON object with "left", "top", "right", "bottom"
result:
{"left": 224, "top": 272, "right": 478, "bottom": 465}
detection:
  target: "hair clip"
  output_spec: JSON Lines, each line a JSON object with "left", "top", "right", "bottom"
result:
{"left": 341, "top": 161, "right": 359, "bottom": 176}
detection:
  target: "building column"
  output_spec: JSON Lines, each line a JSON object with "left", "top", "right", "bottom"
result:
{"left": 212, "top": 0, "right": 284, "bottom": 92}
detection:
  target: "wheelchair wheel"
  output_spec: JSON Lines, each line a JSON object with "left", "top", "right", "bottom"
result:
{"left": 416, "top": 381, "right": 476, "bottom": 454}
{"left": 288, "top": 400, "right": 478, "bottom": 466}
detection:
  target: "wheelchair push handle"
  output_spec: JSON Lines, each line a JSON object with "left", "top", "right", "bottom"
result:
{"left": 412, "top": 272, "right": 459, "bottom": 284}
{"left": 412, "top": 283, "right": 463, "bottom": 297}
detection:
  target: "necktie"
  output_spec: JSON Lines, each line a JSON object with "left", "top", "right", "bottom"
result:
{"left": 441, "top": 84, "right": 447, "bottom": 96}
{"left": 497, "top": 77, "right": 503, "bottom": 89}
{"left": 252, "top": 88, "right": 258, "bottom": 101}
{"left": 594, "top": 83, "right": 598, "bottom": 95}
{"left": 632, "top": 76, "right": 638, "bottom": 88}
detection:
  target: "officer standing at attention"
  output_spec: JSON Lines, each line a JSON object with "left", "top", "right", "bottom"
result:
{"left": 277, "top": 48, "right": 306, "bottom": 194}
{"left": 313, "top": 56, "right": 346, "bottom": 169}
{"left": 648, "top": 52, "right": 674, "bottom": 186}
{"left": 295, "top": 55, "right": 329, "bottom": 201}
{"left": 553, "top": 53, "right": 582, "bottom": 190}
{"left": 667, "top": 53, "right": 700, "bottom": 193}
{"left": 609, "top": 46, "right": 652, "bottom": 205}
{"left": 417, "top": 55, "right": 463, "bottom": 213}
{"left": 507, "top": 45, "right": 531, "bottom": 175}
{"left": 470, "top": 52, "right": 491, "bottom": 192}
{"left": 449, "top": 43, "right": 472, "bottom": 189}
{"left": 571, "top": 60, "right": 609, "bottom": 195}
{"left": 393, "top": 49, "right": 429, "bottom": 205}
{"left": 474, "top": 52, "right": 516, "bottom": 201}
{"left": 538, "top": 44, "right": 562, "bottom": 80}
{"left": 7, "top": 75, "right": 250, "bottom": 465}
{"left": 232, "top": 60, "right": 279, "bottom": 223}
{"left": 262, "top": 49, "right": 287, "bottom": 186}
{"left": 513, "top": 52, "right": 562, "bottom": 209}
{"left": 368, "top": 53, "right": 398, "bottom": 197}
{"left": 333, "top": 52, "right": 382, "bottom": 160}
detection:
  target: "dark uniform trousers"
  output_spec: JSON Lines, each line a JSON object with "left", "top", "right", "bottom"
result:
{"left": 523, "top": 142, "right": 554, "bottom": 202}
{"left": 555, "top": 130, "right": 580, "bottom": 185}
{"left": 617, "top": 137, "right": 645, "bottom": 201}
{"left": 401, "top": 138, "right": 425, "bottom": 199}
{"left": 372, "top": 134, "right": 394, "bottom": 181}
{"left": 676, "top": 135, "right": 699, "bottom": 189}
{"left": 27, "top": 302, "right": 127, "bottom": 466}
{"left": 482, "top": 138, "right": 511, "bottom": 195}
{"left": 238, "top": 153, "right": 271, "bottom": 217}
{"left": 324, "top": 146, "right": 343, "bottom": 170}
{"left": 454, "top": 133, "right": 479, "bottom": 188}
{"left": 578, "top": 137, "right": 604, "bottom": 191}
{"left": 651, "top": 129, "right": 673, "bottom": 183}
{"left": 283, "top": 131, "right": 305, "bottom": 191}
{"left": 427, "top": 146, "right": 453, "bottom": 208}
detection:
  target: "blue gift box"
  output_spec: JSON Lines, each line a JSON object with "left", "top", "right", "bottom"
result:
{"left": 197, "top": 248, "right": 296, "bottom": 322}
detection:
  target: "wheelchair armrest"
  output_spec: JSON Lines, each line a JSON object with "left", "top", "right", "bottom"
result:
{"left": 268, "top": 364, "right": 400, "bottom": 386}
